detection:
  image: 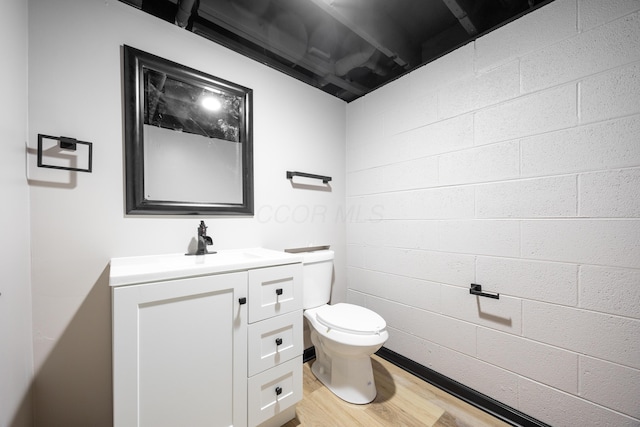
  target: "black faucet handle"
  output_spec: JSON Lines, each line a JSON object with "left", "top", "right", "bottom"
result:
{"left": 198, "top": 220, "right": 208, "bottom": 236}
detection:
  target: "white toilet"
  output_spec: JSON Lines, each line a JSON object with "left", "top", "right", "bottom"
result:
{"left": 302, "top": 250, "right": 389, "bottom": 404}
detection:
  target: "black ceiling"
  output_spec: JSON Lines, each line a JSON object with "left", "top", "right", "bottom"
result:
{"left": 122, "top": 0, "right": 553, "bottom": 102}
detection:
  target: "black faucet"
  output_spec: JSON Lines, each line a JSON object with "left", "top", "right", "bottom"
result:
{"left": 195, "top": 220, "right": 214, "bottom": 255}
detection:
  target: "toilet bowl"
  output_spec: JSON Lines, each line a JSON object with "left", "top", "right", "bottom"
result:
{"left": 301, "top": 250, "right": 389, "bottom": 404}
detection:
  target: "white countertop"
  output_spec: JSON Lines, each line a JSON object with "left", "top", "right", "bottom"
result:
{"left": 109, "top": 247, "right": 302, "bottom": 286}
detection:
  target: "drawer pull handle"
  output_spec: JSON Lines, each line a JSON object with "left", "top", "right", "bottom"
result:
{"left": 276, "top": 288, "right": 283, "bottom": 296}
{"left": 238, "top": 297, "right": 247, "bottom": 305}
{"left": 275, "top": 386, "right": 283, "bottom": 396}
{"left": 275, "top": 338, "right": 283, "bottom": 346}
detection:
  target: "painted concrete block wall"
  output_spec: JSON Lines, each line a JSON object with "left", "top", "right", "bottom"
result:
{"left": 26, "top": 0, "right": 345, "bottom": 425}
{"left": 1, "top": 1, "right": 33, "bottom": 426}
{"left": 346, "top": 1, "right": 640, "bottom": 426}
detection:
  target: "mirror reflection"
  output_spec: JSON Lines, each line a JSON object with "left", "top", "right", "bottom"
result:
{"left": 143, "top": 69, "right": 244, "bottom": 204}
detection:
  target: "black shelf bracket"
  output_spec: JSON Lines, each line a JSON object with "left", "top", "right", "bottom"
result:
{"left": 286, "top": 171, "right": 332, "bottom": 184}
{"left": 470, "top": 283, "right": 500, "bottom": 299}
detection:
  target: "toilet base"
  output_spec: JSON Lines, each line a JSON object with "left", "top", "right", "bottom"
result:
{"left": 311, "top": 352, "right": 378, "bottom": 404}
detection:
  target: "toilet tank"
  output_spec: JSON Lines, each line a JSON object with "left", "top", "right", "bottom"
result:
{"left": 301, "top": 250, "right": 334, "bottom": 309}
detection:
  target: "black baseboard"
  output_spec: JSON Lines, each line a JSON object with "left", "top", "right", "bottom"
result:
{"left": 375, "top": 347, "right": 551, "bottom": 427}
{"left": 304, "top": 345, "right": 549, "bottom": 427}
{"left": 303, "top": 346, "right": 316, "bottom": 363}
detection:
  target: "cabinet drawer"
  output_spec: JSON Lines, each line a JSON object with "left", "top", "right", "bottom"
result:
{"left": 248, "top": 310, "right": 303, "bottom": 377}
{"left": 248, "top": 356, "right": 302, "bottom": 427}
{"left": 248, "top": 264, "right": 302, "bottom": 323}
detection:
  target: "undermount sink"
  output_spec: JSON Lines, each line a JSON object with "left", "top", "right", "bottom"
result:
{"left": 109, "top": 248, "right": 302, "bottom": 286}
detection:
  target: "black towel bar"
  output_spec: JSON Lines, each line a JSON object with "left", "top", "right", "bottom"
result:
{"left": 286, "top": 171, "right": 332, "bottom": 183}
{"left": 37, "top": 134, "right": 93, "bottom": 173}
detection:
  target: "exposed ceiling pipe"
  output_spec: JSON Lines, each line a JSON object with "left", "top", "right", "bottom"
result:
{"left": 175, "top": 0, "right": 197, "bottom": 28}
{"left": 362, "top": 52, "right": 388, "bottom": 77}
{"left": 334, "top": 44, "right": 376, "bottom": 76}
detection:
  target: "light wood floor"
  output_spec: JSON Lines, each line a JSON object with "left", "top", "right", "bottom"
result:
{"left": 282, "top": 355, "right": 512, "bottom": 427}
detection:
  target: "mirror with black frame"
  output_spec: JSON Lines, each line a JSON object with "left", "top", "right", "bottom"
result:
{"left": 122, "top": 45, "right": 253, "bottom": 215}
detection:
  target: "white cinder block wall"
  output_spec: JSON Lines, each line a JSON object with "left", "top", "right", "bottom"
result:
{"left": 345, "top": 1, "right": 640, "bottom": 426}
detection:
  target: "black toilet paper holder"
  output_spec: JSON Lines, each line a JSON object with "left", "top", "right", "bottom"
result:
{"left": 470, "top": 283, "right": 500, "bottom": 299}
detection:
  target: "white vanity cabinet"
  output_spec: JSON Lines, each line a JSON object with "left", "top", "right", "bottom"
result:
{"left": 109, "top": 249, "right": 304, "bottom": 427}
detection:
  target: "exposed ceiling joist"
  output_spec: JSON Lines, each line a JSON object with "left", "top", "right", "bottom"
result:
{"left": 123, "top": 0, "right": 553, "bottom": 102}
{"left": 442, "top": 0, "right": 478, "bottom": 35}
{"left": 306, "top": 0, "right": 417, "bottom": 69}
{"left": 195, "top": 0, "right": 368, "bottom": 99}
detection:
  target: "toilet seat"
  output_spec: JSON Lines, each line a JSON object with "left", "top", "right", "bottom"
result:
{"left": 316, "top": 303, "right": 386, "bottom": 335}
{"left": 304, "top": 303, "right": 388, "bottom": 347}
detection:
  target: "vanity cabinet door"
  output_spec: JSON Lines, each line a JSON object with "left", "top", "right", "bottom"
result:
{"left": 112, "top": 272, "right": 248, "bottom": 427}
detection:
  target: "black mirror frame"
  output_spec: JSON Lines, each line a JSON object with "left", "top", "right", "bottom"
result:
{"left": 122, "top": 45, "right": 254, "bottom": 215}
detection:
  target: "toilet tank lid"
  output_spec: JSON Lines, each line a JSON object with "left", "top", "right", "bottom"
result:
{"left": 301, "top": 250, "right": 334, "bottom": 264}
{"left": 316, "top": 303, "right": 386, "bottom": 335}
